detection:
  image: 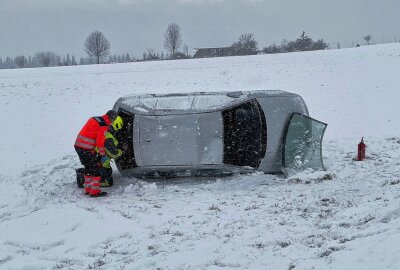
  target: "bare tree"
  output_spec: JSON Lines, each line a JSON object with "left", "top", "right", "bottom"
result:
{"left": 147, "top": 48, "right": 158, "bottom": 60}
{"left": 35, "top": 51, "right": 59, "bottom": 67}
{"left": 15, "top": 55, "right": 26, "bottom": 68}
{"left": 163, "top": 23, "right": 182, "bottom": 58}
{"left": 84, "top": 30, "right": 111, "bottom": 64}
{"left": 364, "top": 34, "right": 372, "bottom": 45}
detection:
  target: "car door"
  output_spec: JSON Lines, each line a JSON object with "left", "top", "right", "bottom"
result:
{"left": 282, "top": 113, "right": 327, "bottom": 176}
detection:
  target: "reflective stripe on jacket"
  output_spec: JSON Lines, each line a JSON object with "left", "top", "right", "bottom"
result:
{"left": 74, "top": 114, "right": 111, "bottom": 150}
{"left": 104, "top": 129, "right": 122, "bottom": 159}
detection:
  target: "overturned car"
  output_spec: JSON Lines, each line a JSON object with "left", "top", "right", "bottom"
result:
{"left": 113, "top": 90, "right": 327, "bottom": 178}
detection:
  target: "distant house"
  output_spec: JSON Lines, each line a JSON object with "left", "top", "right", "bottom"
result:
{"left": 193, "top": 47, "right": 235, "bottom": 58}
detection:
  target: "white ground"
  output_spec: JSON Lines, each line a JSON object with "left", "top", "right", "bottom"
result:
{"left": 1, "top": 44, "right": 400, "bottom": 269}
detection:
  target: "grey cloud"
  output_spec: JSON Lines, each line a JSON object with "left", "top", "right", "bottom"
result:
{"left": 1, "top": 0, "right": 400, "bottom": 59}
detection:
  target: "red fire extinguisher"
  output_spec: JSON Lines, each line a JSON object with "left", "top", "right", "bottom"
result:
{"left": 357, "top": 137, "right": 366, "bottom": 161}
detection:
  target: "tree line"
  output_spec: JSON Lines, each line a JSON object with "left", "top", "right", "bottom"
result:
{"left": 0, "top": 52, "right": 77, "bottom": 69}
{"left": 1, "top": 23, "right": 333, "bottom": 69}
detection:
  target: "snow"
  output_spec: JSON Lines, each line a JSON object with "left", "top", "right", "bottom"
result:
{"left": 120, "top": 92, "right": 249, "bottom": 114}
{"left": 1, "top": 44, "right": 400, "bottom": 269}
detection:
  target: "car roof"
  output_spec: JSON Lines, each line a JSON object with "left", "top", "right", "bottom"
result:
{"left": 116, "top": 90, "right": 301, "bottom": 115}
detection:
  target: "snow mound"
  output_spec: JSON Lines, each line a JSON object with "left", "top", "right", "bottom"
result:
{"left": 1, "top": 138, "right": 400, "bottom": 268}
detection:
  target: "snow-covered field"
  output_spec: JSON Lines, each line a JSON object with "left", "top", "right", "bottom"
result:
{"left": 1, "top": 44, "right": 400, "bottom": 269}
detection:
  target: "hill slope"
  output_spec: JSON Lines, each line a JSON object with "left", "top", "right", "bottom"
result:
{"left": 1, "top": 44, "right": 400, "bottom": 269}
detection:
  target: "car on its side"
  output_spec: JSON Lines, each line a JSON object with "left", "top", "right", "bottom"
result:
{"left": 112, "top": 90, "right": 327, "bottom": 178}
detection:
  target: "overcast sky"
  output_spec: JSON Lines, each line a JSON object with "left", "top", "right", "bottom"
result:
{"left": 1, "top": 0, "right": 400, "bottom": 59}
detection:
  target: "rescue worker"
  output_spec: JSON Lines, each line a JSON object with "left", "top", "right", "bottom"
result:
{"left": 98, "top": 116, "right": 124, "bottom": 187}
{"left": 74, "top": 110, "right": 117, "bottom": 197}
{"left": 96, "top": 115, "right": 124, "bottom": 187}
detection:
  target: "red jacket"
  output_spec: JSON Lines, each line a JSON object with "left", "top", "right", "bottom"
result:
{"left": 74, "top": 114, "right": 111, "bottom": 151}
{"left": 95, "top": 126, "right": 109, "bottom": 156}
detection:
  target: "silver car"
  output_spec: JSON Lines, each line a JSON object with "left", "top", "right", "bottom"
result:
{"left": 112, "top": 90, "right": 327, "bottom": 178}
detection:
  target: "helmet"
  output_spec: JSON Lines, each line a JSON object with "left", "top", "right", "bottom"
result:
{"left": 112, "top": 116, "right": 123, "bottom": 130}
{"left": 106, "top": 110, "right": 117, "bottom": 121}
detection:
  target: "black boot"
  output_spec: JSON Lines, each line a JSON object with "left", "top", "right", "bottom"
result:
{"left": 90, "top": 191, "right": 107, "bottom": 197}
{"left": 76, "top": 168, "right": 85, "bottom": 188}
